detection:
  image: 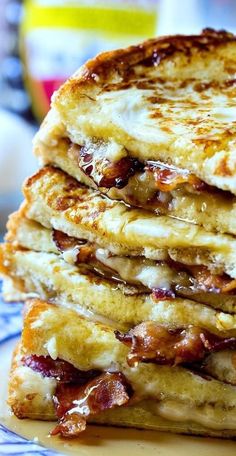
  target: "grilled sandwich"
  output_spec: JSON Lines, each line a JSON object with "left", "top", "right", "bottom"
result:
{"left": 3, "top": 29, "right": 236, "bottom": 441}
{"left": 34, "top": 29, "right": 236, "bottom": 234}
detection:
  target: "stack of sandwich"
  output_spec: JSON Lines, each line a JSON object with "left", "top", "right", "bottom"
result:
{"left": 2, "top": 28, "right": 236, "bottom": 439}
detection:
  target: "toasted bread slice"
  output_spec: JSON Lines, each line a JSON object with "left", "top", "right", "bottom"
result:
{"left": 8, "top": 343, "right": 56, "bottom": 420}
{"left": 22, "top": 166, "right": 236, "bottom": 278}
{"left": 35, "top": 29, "right": 236, "bottom": 197}
{"left": 8, "top": 299, "right": 236, "bottom": 437}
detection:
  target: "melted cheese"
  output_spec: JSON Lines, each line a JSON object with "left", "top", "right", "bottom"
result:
{"left": 44, "top": 336, "right": 58, "bottom": 360}
{"left": 60, "top": 243, "right": 178, "bottom": 290}
{"left": 86, "top": 139, "right": 127, "bottom": 163}
{"left": 62, "top": 247, "right": 80, "bottom": 265}
{"left": 95, "top": 248, "right": 177, "bottom": 289}
{"left": 155, "top": 399, "right": 236, "bottom": 430}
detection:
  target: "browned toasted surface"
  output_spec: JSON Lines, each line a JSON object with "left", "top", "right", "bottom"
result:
{"left": 55, "top": 29, "right": 236, "bottom": 93}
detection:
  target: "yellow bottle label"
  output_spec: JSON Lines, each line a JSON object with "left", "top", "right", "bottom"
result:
{"left": 21, "top": 0, "right": 159, "bottom": 120}
{"left": 22, "top": 0, "right": 158, "bottom": 38}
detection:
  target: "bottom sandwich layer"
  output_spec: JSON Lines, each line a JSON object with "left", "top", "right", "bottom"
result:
{"left": 8, "top": 299, "right": 236, "bottom": 439}
{"left": 9, "top": 345, "right": 236, "bottom": 440}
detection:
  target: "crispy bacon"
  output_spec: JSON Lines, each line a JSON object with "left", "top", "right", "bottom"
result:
{"left": 51, "top": 372, "right": 133, "bottom": 437}
{"left": 152, "top": 288, "right": 175, "bottom": 300}
{"left": 52, "top": 229, "right": 86, "bottom": 252}
{"left": 79, "top": 146, "right": 143, "bottom": 189}
{"left": 52, "top": 231, "right": 99, "bottom": 266}
{"left": 99, "top": 157, "right": 143, "bottom": 189}
{"left": 115, "top": 322, "right": 236, "bottom": 367}
{"left": 71, "top": 141, "right": 211, "bottom": 194}
{"left": 51, "top": 412, "right": 87, "bottom": 437}
{"left": 187, "top": 265, "right": 236, "bottom": 294}
{"left": 146, "top": 161, "right": 207, "bottom": 192}
{"left": 75, "top": 245, "right": 94, "bottom": 263}
{"left": 23, "top": 355, "right": 101, "bottom": 384}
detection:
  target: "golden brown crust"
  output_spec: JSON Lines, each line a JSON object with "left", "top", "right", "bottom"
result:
{"left": 5, "top": 206, "right": 29, "bottom": 242}
{"left": 8, "top": 342, "right": 56, "bottom": 420}
{"left": 56, "top": 29, "right": 236, "bottom": 96}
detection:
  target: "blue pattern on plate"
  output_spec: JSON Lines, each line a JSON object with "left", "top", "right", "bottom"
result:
{"left": 0, "top": 299, "right": 22, "bottom": 343}
{"left": 0, "top": 284, "right": 63, "bottom": 455}
{"left": 0, "top": 422, "right": 62, "bottom": 455}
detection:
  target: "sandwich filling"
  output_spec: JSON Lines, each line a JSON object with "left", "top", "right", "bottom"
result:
{"left": 52, "top": 229, "right": 236, "bottom": 302}
{"left": 21, "top": 166, "right": 236, "bottom": 279}
{"left": 20, "top": 320, "right": 236, "bottom": 437}
{"left": 5, "top": 210, "right": 236, "bottom": 309}
{"left": 69, "top": 142, "right": 216, "bottom": 213}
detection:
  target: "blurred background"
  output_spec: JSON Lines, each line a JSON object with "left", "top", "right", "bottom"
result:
{"left": 0, "top": 0, "right": 236, "bottom": 236}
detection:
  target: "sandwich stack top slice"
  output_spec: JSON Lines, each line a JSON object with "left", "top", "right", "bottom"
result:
{"left": 34, "top": 28, "right": 236, "bottom": 235}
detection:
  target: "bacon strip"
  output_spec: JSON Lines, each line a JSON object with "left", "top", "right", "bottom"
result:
{"left": 115, "top": 322, "right": 236, "bottom": 367}
{"left": 52, "top": 231, "right": 236, "bottom": 296}
{"left": 52, "top": 229, "right": 86, "bottom": 252}
{"left": 146, "top": 161, "right": 207, "bottom": 192}
{"left": 51, "top": 372, "right": 133, "bottom": 437}
{"left": 99, "top": 157, "right": 143, "bottom": 189}
{"left": 75, "top": 245, "right": 94, "bottom": 263}
{"left": 187, "top": 265, "right": 236, "bottom": 294}
{"left": 23, "top": 355, "right": 101, "bottom": 384}
{"left": 79, "top": 146, "right": 143, "bottom": 189}
{"left": 70, "top": 142, "right": 215, "bottom": 199}
{"left": 152, "top": 288, "right": 175, "bottom": 300}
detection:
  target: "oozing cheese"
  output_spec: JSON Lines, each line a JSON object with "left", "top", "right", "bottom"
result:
{"left": 155, "top": 399, "right": 236, "bottom": 430}
{"left": 95, "top": 248, "right": 177, "bottom": 289}
{"left": 62, "top": 244, "right": 178, "bottom": 290}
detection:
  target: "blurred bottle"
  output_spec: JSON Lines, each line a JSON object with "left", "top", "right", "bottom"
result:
{"left": 0, "top": 1, "right": 36, "bottom": 233}
{"left": 158, "top": 0, "right": 236, "bottom": 35}
{"left": 0, "top": 0, "right": 34, "bottom": 122}
{"left": 20, "top": 0, "right": 159, "bottom": 122}
{"left": 0, "top": 109, "right": 36, "bottom": 232}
